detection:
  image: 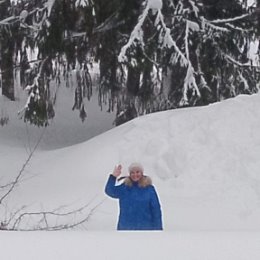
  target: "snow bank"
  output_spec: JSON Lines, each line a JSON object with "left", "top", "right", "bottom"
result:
{"left": 1, "top": 231, "right": 260, "bottom": 260}
{"left": 1, "top": 93, "right": 260, "bottom": 259}
{"left": 2, "top": 93, "right": 260, "bottom": 232}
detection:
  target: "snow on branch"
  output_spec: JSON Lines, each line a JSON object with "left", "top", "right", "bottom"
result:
{"left": 155, "top": 11, "right": 173, "bottom": 48}
{"left": 156, "top": 11, "right": 201, "bottom": 102}
{"left": 185, "top": 20, "right": 200, "bottom": 60}
{"left": 185, "top": 21, "right": 190, "bottom": 61}
{"left": 186, "top": 19, "right": 200, "bottom": 32}
{"left": 118, "top": 2, "right": 150, "bottom": 63}
{"left": 201, "top": 17, "right": 230, "bottom": 33}
{"left": 200, "top": 73, "right": 210, "bottom": 90}
{"left": 182, "top": 63, "right": 201, "bottom": 104}
{"left": 75, "top": 0, "right": 91, "bottom": 8}
{"left": 93, "top": 13, "right": 124, "bottom": 33}
{"left": 0, "top": 16, "right": 19, "bottom": 26}
{"left": 201, "top": 12, "right": 253, "bottom": 35}
{"left": 188, "top": 0, "right": 199, "bottom": 17}
{"left": 45, "top": 0, "right": 56, "bottom": 16}
{"left": 210, "top": 13, "right": 250, "bottom": 24}
{"left": 220, "top": 51, "right": 260, "bottom": 77}
{"left": 238, "top": 72, "right": 249, "bottom": 90}
{"left": 224, "top": 53, "right": 252, "bottom": 67}
{"left": 178, "top": 19, "right": 201, "bottom": 101}
{"left": 18, "top": 57, "right": 49, "bottom": 116}
{"left": 118, "top": 0, "right": 164, "bottom": 63}
{"left": 16, "top": 1, "right": 56, "bottom": 33}
{"left": 155, "top": 9, "right": 188, "bottom": 66}
{"left": 226, "top": 23, "right": 252, "bottom": 32}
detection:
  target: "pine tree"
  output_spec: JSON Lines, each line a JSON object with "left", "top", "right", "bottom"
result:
{"left": 0, "top": 0, "right": 16, "bottom": 101}
{"left": 116, "top": 0, "right": 260, "bottom": 113}
{"left": 0, "top": 0, "right": 95, "bottom": 126}
{"left": 0, "top": 0, "right": 259, "bottom": 126}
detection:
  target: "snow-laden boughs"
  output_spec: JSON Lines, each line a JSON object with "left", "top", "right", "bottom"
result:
{"left": 75, "top": 0, "right": 91, "bottom": 8}
{"left": 0, "top": 0, "right": 95, "bottom": 125}
{"left": 18, "top": 57, "right": 55, "bottom": 127}
{"left": 0, "top": 0, "right": 260, "bottom": 126}
{"left": 161, "top": 0, "right": 259, "bottom": 106}
{"left": 116, "top": 0, "right": 260, "bottom": 111}
{"left": 118, "top": 3, "right": 150, "bottom": 63}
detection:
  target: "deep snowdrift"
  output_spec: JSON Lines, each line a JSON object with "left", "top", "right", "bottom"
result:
{"left": 1, "top": 93, "right": 260, "bottom": 231}
{"left": 1, "top": 93, "right": 260, "bottom": 260}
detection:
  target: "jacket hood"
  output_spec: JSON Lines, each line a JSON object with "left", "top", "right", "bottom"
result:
{"left": 124, "top": 175, "right": 152, "bottom": 188}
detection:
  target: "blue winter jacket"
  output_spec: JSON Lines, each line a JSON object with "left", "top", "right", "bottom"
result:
{"left": 105, "top": 174, "right": 163, "bottom": 230}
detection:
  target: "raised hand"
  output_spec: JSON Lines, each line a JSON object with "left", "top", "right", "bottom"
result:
{"left": 112, "top": 164, "right": 122, "bottom": 177}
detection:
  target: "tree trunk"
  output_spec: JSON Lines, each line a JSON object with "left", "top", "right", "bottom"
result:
{"left": 257, "top": 0, "right": 260, "bottom": 36}
{"left": 127, "top": 66, "right": 140, "bottom": 96}
{"left": 0, "top": 39, "right": 15, "bottom": 101}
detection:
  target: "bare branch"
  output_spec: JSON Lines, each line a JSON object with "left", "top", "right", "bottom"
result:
{"left": 9, "top": 199, "right": 105, "bottom": 231}
{"left": 0, "top": 128, "right": 46, "bottom": 205}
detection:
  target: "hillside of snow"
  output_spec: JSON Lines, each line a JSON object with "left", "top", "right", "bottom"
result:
{"left": 1, "top": 92, "right": 260, "bottom": 230}
{"left": 1, "top": 93, "right": 260, "bottom": 259}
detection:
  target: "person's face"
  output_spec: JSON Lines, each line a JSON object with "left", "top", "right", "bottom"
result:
{"left": 129, "top": 169, "right": 143, "bottom": 182}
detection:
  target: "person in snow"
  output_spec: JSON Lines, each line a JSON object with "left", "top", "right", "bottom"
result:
{"left": 105, "top": 163, "right": 163, "bottom": 230}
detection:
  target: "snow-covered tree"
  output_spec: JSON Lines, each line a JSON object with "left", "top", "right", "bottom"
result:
{"left": 0, "top": 0, "right": 95, "bottom": 126}
{"left": 117, "top": 0, "right": 260, "bottom": 111}
{"left": 0, "top": 0, "right": 259, "bottom": 126}
{"left": 0, "top": 0, "right": 16, "bottom": 101}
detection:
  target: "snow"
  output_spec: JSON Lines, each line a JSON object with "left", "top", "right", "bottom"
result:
{"left": 1, "top": 231, "right": 260, "bottom": 260}
{"left": 1, "top": 93, "right": 260, "bottom": 259}
{"left": 148, "top": 0, "right": 162, "bottom": 10}
{"left": 249, "top": 40, "right": 259, "bottom": 66}
{"left": 247, "top": 0, "right": 256, "bottom": 7}
{"left": 75, "top": 0, "right": 89, "bottom": 8}
{"left": 118, "top": 0, "right": 163, "bottom": 63}
{"left": 45, "top": 0, "right": 56, "bottom": 17}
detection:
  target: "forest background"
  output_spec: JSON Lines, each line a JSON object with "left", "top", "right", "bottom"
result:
{"left": 0, "top": 0, "right": 259, "bottom": 129}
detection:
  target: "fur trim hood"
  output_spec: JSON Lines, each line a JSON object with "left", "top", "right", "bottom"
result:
{"left": 124, "top": 175, "right": 152, "bottom": 188}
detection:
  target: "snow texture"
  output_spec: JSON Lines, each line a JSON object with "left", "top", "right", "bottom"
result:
{"left": 1, "top": 93, "right": 260, "bottom": 259}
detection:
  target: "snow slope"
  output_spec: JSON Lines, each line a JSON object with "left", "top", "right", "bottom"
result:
{"left": 1, "top": 93, "right": 260, "bottom": 259}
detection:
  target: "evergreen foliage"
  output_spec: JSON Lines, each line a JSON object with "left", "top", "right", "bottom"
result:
{"left": 0, "top": 0, "right": 259, "bottom": 126}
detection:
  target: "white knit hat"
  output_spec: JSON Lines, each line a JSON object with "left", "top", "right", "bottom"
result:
{"left": 128, "top": 162, "right": 144, "bottom": 173}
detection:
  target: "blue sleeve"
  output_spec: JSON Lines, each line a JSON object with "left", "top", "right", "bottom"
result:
{"left": 150, "top": 186, "right": 163, "bottom": 230}
{"left": 104, "top": 174, "right": 123, "bottom": 199}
